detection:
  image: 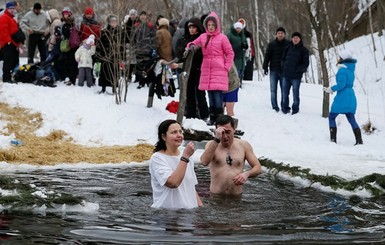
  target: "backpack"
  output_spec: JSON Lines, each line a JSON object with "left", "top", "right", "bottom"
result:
{"left": 69, "top": 27, "right": 81, "bottom": 49}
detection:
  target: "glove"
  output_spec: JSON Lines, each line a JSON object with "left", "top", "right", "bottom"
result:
{"left": 264, "top": 69, "right": 268, "bottom": 75}
{"left": 189, "top": 44, "right": 200, "bottom": 51}
{"left": 323, "top": 87, "right": 334, "bottom": 94}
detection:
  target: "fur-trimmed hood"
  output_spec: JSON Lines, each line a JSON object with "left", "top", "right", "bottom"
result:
{"left": 203, "top": 11, "right": 221, "bottom": 36}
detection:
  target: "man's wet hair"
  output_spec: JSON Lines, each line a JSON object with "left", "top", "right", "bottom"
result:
{"left": 215, "top": 115, "right": 235, "bottom": 128}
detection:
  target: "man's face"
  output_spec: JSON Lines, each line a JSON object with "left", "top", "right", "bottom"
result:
{"left": 276, "top": 31, "right": 285, "bottom": 41}
{"left": 33, "top": 8, "right": 41, "bottom": 15}
{"left": 139, "top": 14, "right": 147, "bottom": 22}
{"left": 85, "top": 13, "right": 93, "bottom": 19}
{"left": 217, "top": 123, "right": 234, "bottom": 147}
{"left": 292, "top": 36, "right": 301, "bottom": 45}
{"left": 7, "top": 7, "right": 15, "bottom": 14}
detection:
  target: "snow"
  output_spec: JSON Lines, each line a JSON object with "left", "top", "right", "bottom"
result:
{"left": 0, "top": 32, "right": 384, "bottom": 198}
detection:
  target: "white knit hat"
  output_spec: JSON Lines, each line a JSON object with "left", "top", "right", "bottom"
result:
{"left": 86, "top": 34, "right": 95, "bottom": 45}
{"left": 233, "top": 22, "right": 243, "bottom": 29}
{"left": 339, "top": 49, "right": 353, "bottom": 60}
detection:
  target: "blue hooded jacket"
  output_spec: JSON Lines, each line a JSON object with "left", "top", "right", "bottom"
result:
{"left": 330, "top": 58, "right": 357, "bottom": 113}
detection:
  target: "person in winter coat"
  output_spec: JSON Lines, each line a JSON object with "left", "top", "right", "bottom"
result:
{"left": 238, "top": 18, "right": 255, "bottom": 81}
{"left": 79, "top": 7, "right": 101, "bottom": 42}
{"left": 75, "top": 35, "right": 95, "bottom": 87}
{"left": 263, "top": 27, "right": 290, "bottom": 112}
{"left": 156, "top": 18, "right": 172, "bottom": 62}
{"left": 133, "top": 11, "right": 156, "bottom": 89}
{"left": 187, "top": 11, "right": 234, "bottom": 125}
{"left": 171, "top": 17, "right": 188, "bottom": 55}
{"left": 323, "top": 50, "right": 363, "bottom": 145}
{"left": 224, "top": 21, "right": 247, "bottom": 118}
{"left": 0, "top": 2, "right": 21, "bottom": 83}
{"left": 56, "top": 7, "right": 79, "bottom": 85}
{"left": 96, "top": 14, "right": 121, "bottom": 94}
{"left": 281, "top": 32, "right": 309, "bottom": 115}
{"left": 20, "top": 2, "right": 50, "bottom": 64}
{"left": 46, "top": 9, "right": 61, "bottom": 51}
{"left": 174, "top": 17, "right": 209, "bottom": 120}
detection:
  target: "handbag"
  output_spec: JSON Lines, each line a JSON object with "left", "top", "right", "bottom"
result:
{"left": 60, "top": 39, "right": 71, "bottom": 52}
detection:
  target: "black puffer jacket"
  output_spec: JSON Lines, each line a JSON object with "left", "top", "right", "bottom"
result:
{"left": 281, "top": 40, "right": 309, "bottom": 79}
{"left": 262, "top": 38, "right": 290, "bottom": 72}
{"left": 175, "top": 17, "right": 204, "bottom": 72}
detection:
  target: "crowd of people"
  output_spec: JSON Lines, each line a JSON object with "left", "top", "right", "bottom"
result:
{"left": 1, "top": 2, "right": 364, "bottom": 209}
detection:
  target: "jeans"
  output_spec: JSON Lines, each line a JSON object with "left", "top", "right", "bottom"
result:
{"left": 281, "top": 77, "right": 301, "bottom": 114}
{"left": 328, "top": 112, "right": 359, "bottom": 129}
{"left": 269, "top": 71, "right": 283, "bottom": 111}
{"left": 208, "top": 90, "right": 223, "bottom": 110}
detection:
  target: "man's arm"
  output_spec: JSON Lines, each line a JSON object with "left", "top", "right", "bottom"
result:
{"left": 200, "top": 140, "right": 219, "bottom": 166}
{"left": 243, "top": 141, "right": 262, "bottom": 177}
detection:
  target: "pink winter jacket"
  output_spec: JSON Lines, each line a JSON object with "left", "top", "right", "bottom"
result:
{"left": 187, "top": 12, "right": 234, "bottom": 91}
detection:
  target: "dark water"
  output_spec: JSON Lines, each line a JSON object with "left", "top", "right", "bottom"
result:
{"left": 1, "top": 165, "right": 384, "bottom": 244}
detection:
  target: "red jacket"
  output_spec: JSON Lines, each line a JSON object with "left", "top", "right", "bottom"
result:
{"left": 0, "top": 10, "right": 19, "bottom": 48}
{"left": 80, "top": 18, "right": 101, "bottom": 42}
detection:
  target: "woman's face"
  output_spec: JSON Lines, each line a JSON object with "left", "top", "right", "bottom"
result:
{"left": 162, "top": 123, "right": 183, "bottom": 148}
{"left": 207, "top": 20, "right": 216, "bottom": 32}
{"left": 109, "top": 19, "right": 118, "bottom": 28}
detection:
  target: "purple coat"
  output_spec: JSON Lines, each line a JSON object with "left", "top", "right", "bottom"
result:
{"left": 187, "top": 12, "right": 234, "bottom": 91}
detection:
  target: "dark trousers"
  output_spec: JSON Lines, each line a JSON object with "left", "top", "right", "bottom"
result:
{"left": 28, "top": 33, "right": 47, "bottom": 64}
{"left": 1, "top": 43, "right": 19, "bottom": 82}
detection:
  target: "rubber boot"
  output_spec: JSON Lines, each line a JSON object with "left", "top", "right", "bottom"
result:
{"left": 330, "top": 127, "right": 337, "bottom": 143}
{"left": 146, "top": 96, "right": 154, "bottom": 108}
{"left": 353, "top": 128, "right": 363, "bottom": 145}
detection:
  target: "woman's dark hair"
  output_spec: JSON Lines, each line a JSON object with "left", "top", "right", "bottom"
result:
{"left": 154, "top": 119, "right": 179, "bottom": 152}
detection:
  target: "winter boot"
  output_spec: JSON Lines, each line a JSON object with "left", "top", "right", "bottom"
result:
{"left": 146, "top": 96, "right": 154, "bottom": 108}
{"left": 353, "top": 128, "right": 363, "bottom": 145}
{"left": 330, "top": 127, "right": 337, "bottom": 143}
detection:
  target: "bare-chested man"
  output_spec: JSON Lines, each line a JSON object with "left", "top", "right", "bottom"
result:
{"left": 200, "top": 115, "right": 262, "bottom": 196}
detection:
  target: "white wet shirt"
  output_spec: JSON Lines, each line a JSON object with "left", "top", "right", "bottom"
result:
{"left": 149, "top": 152, "right": 198, "bottom": 209}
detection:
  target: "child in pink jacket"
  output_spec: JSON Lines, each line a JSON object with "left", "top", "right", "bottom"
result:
{"left": 187, "top": 12, "right": 234, "bottom": 125}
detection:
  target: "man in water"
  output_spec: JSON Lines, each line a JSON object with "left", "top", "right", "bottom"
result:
{"left": 200, "top": 115, "right": 262, "bottom": 196}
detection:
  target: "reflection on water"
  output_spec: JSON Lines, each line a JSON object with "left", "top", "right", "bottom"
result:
{"left": 2, "top": 165, "right": 385, "bottom": 244}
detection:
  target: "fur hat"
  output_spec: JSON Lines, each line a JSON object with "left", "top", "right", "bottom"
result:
{"left": 84, "top": 7, "right": 94, "bottom": 15}
{"left": 158, "top": 18, "right": 169, "bottom": 27}
{"left": 233, "top": 22, "right": 243, "bottom": 29}
{"left": 339, "top": 49, "right": 353, "bottom": 60}
{"left": 276, "top": 27, "right": 286, "bottom": 34}
{"left": 5, "top": 2, "right": 15, "bottom": 9}
{"left": 291, "top": 32, "right": 302, "bottom": 39}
